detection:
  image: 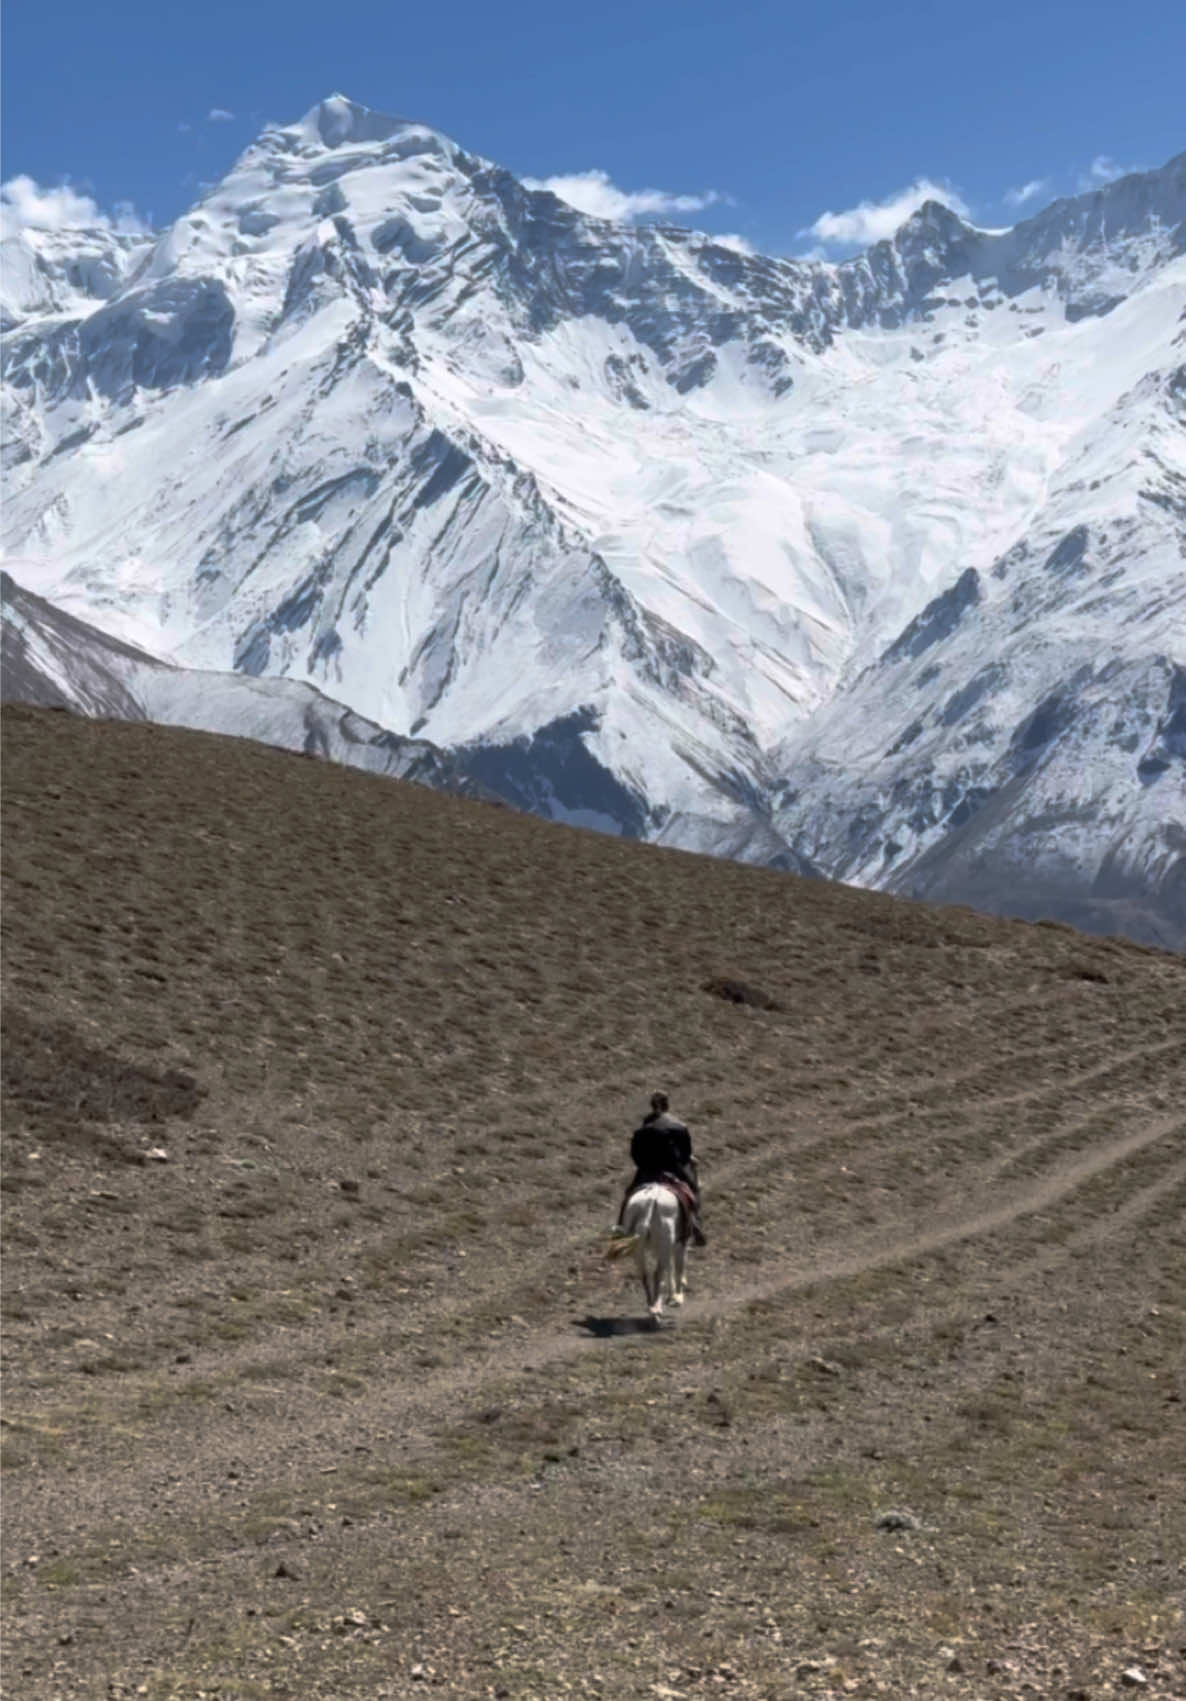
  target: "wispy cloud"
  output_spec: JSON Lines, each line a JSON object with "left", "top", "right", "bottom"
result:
{"left": 1004, "top": 177, "right": 1050, "bottom": 208}
{"left": 207, "top": 107, "right": 235, "bottom": 123}
{"left": 801, "top": 178, "right": 970, "bottom": 251}
{"left": 0, "top": 175, "right": 149, "bottom": 241}
{"left": 522, "top": 167, "right": 722, "bottom": 223}
{"left": 1077, "top": 154, "right": 1141, "bottom": 191}
{"left": 709, "top": 232, "right": 755, "bottom": 256}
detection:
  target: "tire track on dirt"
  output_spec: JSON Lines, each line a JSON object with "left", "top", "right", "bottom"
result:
{"left": 367, "top": 1050, "right": 1175, "bottom": 1365}
{"left": 22, "top": 1134, "right": 1186, "bottom": 1617}
{"left": 14, "top": 1111, "right": 1177, "bottom": 1571}
{"left": 324, "top": 1107, "right": 1186, "bottom": 1407}
{"left": 8, "top": 1068, "right": 1176, "bottom": 1466}
{"left": 96, "top": 1060, "right": 1186, "bottom": 1416}
{"left": 996, "top": 1150, "right": 1186, "bottom": 1294}
{"left": 699, "top": 1111, "right": 1183, "bottom": 1319}
{"left": 832, "top": 1034, "right": 1185, "bottom": 1147}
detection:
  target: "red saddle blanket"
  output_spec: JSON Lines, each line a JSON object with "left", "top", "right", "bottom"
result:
{"left": 627, "top": 1175, "right": 698, "bottom": 1239}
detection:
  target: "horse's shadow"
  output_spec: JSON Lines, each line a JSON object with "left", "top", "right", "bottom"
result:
{"left": 575, "top": 1314, "right": 675, "bottom": 1338}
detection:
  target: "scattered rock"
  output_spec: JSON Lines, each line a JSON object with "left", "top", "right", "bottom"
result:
{"left": 339, "top": 1178, "right": 360, "bottom": 1195}
{"left": 332, "top": 1608, "right": 368, "bottom": 1633}
{"left": 875, "top": 1509, "right": 921, "bottom": 1531}
{"left": 273, "top": 1561, "right": 299, "bottom": 1580}
{"left": 808, "top": 1356, "right": 842, "bottom": 1376}
{"left": 705, "top": 1391, "right": 732, "bottom": 1427}
{"left": 1120, "top": 1670, "right": 1148, "bottom": 1690}
{"left": 702, "top": 976, "right": 783, "bottom": 1011}
{"left": 145, "top": 1147, "right": 169, "bottom": 1163}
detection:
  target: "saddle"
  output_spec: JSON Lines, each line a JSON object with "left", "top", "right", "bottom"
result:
{"left": 628, "top": 1174, "right": 698, "bottom": 1242}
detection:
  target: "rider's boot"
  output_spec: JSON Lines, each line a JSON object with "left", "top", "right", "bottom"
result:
{"left": 690, "top": 1211, "right": 707, "bottom": 1248}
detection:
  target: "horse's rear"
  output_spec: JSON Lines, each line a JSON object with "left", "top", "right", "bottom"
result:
{"left": 619, "top": 1183, "right": 686, "bottom": 1321}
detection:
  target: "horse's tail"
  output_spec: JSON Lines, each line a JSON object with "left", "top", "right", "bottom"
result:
{"left": 607, "top": 1186, "right": 654, "bottom": 1259}
{"left": 606, "top": 1229, "right": 638, "bottom": 1260}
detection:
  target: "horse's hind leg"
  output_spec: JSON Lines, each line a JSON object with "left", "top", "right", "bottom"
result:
{"left": 649, "top": 1259, "right": 664, "bottom": 1319}
{"left": 634, "top": 1243, "right": 658, "bottom": 1315}
{"left": 645, "top": 1245, "right": 665, "bottom": 1321}
{"left": 672, "top": 1239, "right": 687, "bottom": 1306}
{"left": 660, "top": 1245, "right": 676, "bottom": 1307}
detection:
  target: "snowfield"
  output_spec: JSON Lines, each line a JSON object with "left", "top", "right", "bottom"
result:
{"left": 2, "top": 96, "right": 1184, "bottom": 942}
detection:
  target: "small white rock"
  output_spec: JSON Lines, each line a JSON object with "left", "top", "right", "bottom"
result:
{"left": 1121, "top": 1668, "right": 1148, "bottom": 1689}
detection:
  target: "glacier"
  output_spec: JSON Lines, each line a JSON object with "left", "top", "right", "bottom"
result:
{"left": 2, "top": 95, "right": 1184, "bottom": 943}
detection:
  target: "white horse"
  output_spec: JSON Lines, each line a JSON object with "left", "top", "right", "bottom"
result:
{"left": 610, "top": 1183, "right": 687, "bottom": 1322}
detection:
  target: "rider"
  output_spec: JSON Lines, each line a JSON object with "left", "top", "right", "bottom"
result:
{"left": 621, "top": 1091, "right": 707, "bottom": 1247}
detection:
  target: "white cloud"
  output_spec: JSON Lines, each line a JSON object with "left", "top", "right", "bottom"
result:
{"left": 1004, "top": 177, "right": 1050, "bottom": 207}
{"left": 709, "top": 232, "right": 755, "bottom": 256}
{"left": 1078, "top": 154, "right": 1141, "bottom": 190}
{"left": 177, "top": 120, "right": 193, "bottom": 134}
{"left": 0, "top": 175, "right": 149, "bottom": 241}
{"left": 801, "top": 178, "right": 970, "bottom": 251}
{"left": 522, "top": 167, "right": 721, "bottom": 223}
{"left": 207, "top": 107, "right": 235, "bottom": 122}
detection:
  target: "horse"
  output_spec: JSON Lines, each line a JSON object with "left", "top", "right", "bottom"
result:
{"left": 608, "top": 1182, "right": 687, "bottom": 1323}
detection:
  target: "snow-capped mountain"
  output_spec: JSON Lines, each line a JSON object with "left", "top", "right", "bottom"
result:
{"left": 0, "top": 216, "right": 152, "bottom": 335}
{"left": 2, "top": 96, "right": 1183, "bottom": 941}
{"left": 0, "top": 570, "right": 491, "bottom": 799}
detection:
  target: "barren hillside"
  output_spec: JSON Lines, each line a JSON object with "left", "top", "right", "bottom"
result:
{"left": 2, "top": 703, "right": 1184, "bottom": 1698}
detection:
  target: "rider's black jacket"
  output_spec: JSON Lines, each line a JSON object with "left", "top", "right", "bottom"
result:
{"left": 630, "top": 1111, "right": 693, "bottom": 1183}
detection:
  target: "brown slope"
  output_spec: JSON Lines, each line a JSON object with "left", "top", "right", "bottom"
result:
{"left": 2, "top": 702, "right": 1184, "bottom": 1700}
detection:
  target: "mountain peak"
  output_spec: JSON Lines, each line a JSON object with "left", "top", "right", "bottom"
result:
{"left": 291, "top": 93, "right": 418, "bottom": 150}
{"left": 891, "top": 196, "right": 976, "bottom": 256}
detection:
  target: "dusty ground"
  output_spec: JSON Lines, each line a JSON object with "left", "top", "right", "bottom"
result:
{"left": 2, "top": 702, "right": 1184, "bottom": 1701}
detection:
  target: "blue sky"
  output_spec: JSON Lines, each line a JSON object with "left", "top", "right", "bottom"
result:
{"left": 2, "top": 0, "right": 1183, "bottom": 255}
